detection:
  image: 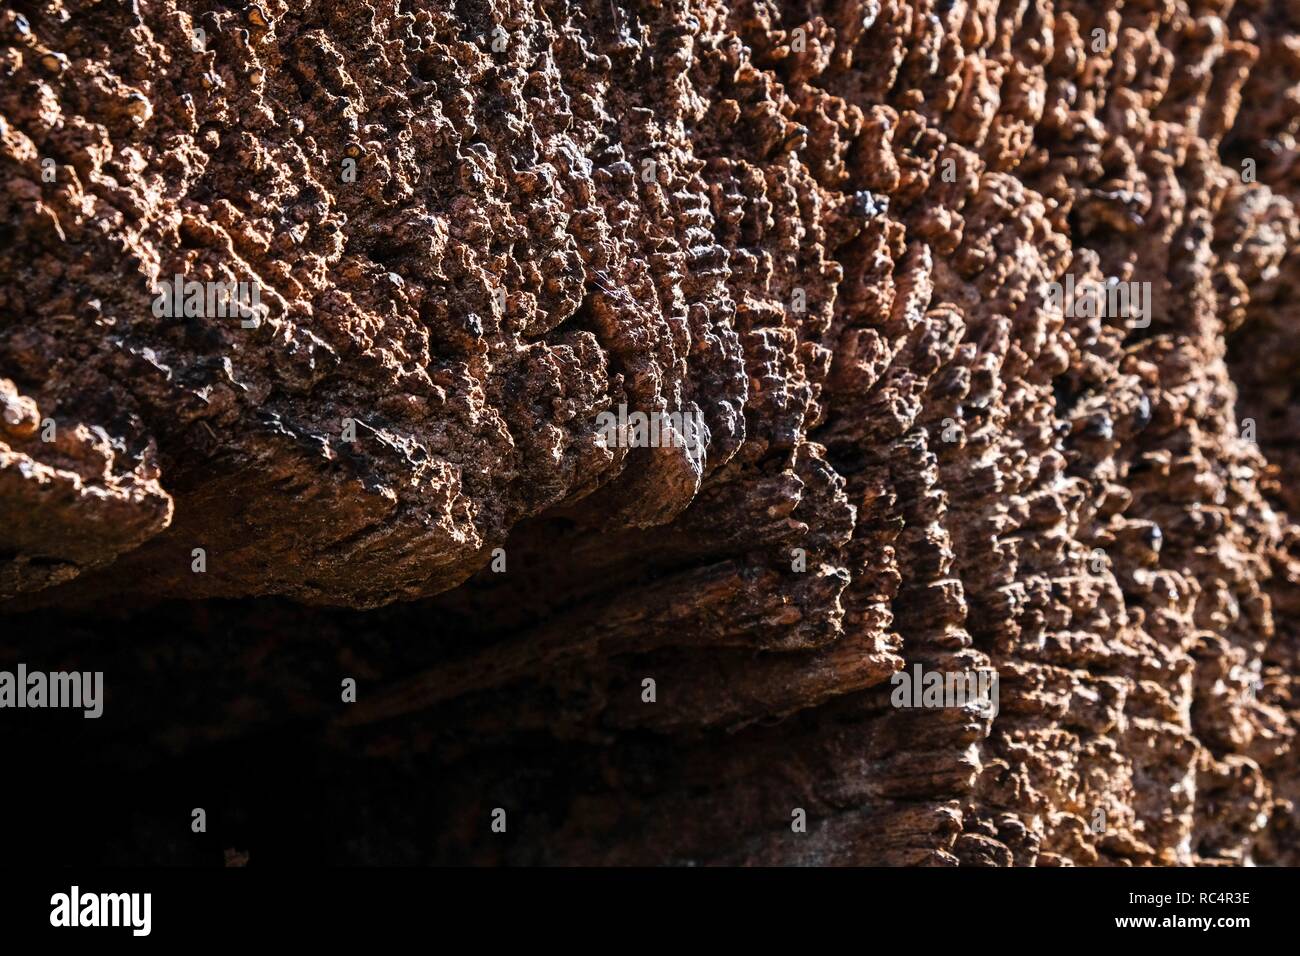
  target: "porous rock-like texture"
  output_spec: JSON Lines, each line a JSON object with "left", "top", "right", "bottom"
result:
{"left": 2, "top": 0, "right": 1300, "bottom": 865}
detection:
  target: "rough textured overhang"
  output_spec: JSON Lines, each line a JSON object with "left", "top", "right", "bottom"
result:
{"left": 1, "top": 0, "right": 1299, "bottom": 865}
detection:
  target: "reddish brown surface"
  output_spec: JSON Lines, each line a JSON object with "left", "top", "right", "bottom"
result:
{"left": 2, "top": 0, "right": 1299, "bottom": 865}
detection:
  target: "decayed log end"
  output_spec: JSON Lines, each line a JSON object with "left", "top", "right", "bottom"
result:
{"left": 1, "top": 0, "right": 1298, "bottom": 866}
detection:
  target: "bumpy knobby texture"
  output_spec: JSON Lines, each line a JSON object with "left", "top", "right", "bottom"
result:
{"left": 2, "top": 0, "right": 1300, "bottom": 866}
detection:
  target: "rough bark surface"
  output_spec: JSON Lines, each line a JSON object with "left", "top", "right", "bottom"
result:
{"left": 2, "top": 0, "right": 1300, "bottom": 866}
